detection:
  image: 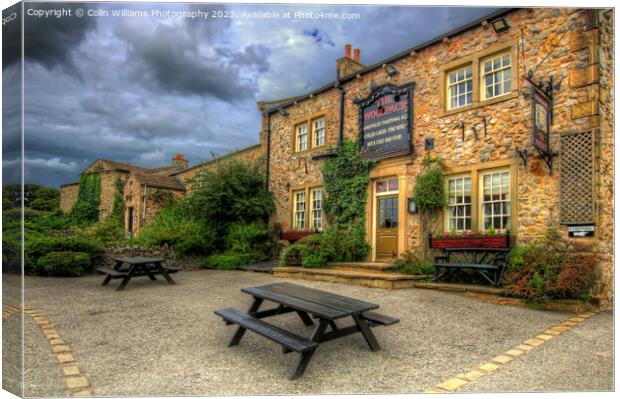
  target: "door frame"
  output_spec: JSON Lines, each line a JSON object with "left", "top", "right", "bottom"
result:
{"left": 371, "top": 177, "right": 402, "bottom": 261}
{"left": 375, "top": 193, "right": 399, "bottom": 260}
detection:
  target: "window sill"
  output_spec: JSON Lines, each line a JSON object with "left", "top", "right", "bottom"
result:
{"left": 440, "top": 91, "right": 519, "bottom": 118}
{"left": 293, "top": 144, "right": 327, "bottom": 156}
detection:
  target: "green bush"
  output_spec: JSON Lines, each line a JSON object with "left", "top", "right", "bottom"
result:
{"left": 280, "top": 244, "right": 306, "bottom": 266}
{"left": 225, "top": 222, "right": 273, "bottom": 262}
{"left": 84, "top": 215, "right": 125, "bottom": 245}
{"left": 2, "top": 228, "right": 23, "bottom": 273}
{"left": 67, "top": 173, "right": 101, "bottom": 226}
{"left": 504, "top": 230, "right": 598, "bottom": 301}
{"left": 394, "top": 250, "right": 434, "bottom": 275}
{"left": 24, "top": 234, "right": 103, "bottom": 274}
{"left": 412, "top": 156, "right": 446, "bottom": 212}
{"left": 35, "top": 251, "right": 92, "bottom": 277}
{"left": 202, "top": 252, "right": 251, "bottom": 270}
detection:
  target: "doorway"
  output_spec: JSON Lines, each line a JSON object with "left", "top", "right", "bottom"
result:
{"left": 374, "top": 178, "right": 399, "bottom": 261}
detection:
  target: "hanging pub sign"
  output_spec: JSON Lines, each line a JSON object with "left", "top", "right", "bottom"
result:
{"left": 355, "top": 83, "right": 413, "bottom": 160}
{"left": 531, "top": 82, "right": 552, "bottom": 154}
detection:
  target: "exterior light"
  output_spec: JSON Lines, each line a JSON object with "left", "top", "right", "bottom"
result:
{"left": 408, "top": 198, "right": 417, "bottom": 214}
{"left": 383, "top": 64, "right": 399, "bottom": 77}
{"left": 277, "top": 108, "right": 289, "bottom": 117}
{"left": 491, "top": 18, "right": 509, "bottom": 33}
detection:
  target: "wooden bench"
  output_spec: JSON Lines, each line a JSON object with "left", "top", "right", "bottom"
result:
{"left": 361, "top": 311, "right": 400, "bottom": 326}
{"left": 215, "top": 308, "right": 318, "bottom": 353}
{"left": 432, "top": 248, "right": 510, "bottom": 287}
{"left": 96, "top": 267, "right": 128, "bottom": 279}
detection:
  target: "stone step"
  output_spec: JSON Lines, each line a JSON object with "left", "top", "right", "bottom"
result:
{"left": 272, "top": 267, "right": 430, "bottom": 289}
{"left": 327, "top": 262, "right": 395, "bottom": 272}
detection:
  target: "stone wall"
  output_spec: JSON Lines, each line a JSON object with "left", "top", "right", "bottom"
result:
{"left": 98, "top": 245, "right": 202, "bottom": 270}
{"left": 264, "top": 8, "right": 613, "bottom": 305}
{"left": 59, "top": 183, "right": 79, "bottom": 213}
{"left": 99, "top": 170, "right": 126, "bottom": 220}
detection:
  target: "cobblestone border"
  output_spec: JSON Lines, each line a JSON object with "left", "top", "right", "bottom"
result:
{"left": 424, "top": 310, "right": 603, "bottom": 393}
{"left": 3, "top": 304, "right": 94, "bottom": 397}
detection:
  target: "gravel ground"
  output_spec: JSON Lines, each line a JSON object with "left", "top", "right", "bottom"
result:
{"left": 2, "top": 272, "right": 23, "bottom": 397}
{"left": 462, "top": 310, "right": 614, "bottom": 392}
{"left": 1, "top": 270, "right": 614, "bottom": 396}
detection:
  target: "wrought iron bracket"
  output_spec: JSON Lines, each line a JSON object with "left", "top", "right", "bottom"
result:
{"left": 537, "top": 149, "right": 557, "bottom": 175}
{"left": 515, "top": 148, "right": 529, "bottom": 167}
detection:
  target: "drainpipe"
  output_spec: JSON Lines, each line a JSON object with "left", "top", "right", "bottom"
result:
{"left": 142, "top": 184, "right": 148, "bottom": 228}
{"left": 337, "top": 83, "right": 345, "bottom": 146}
{"left": 265, "top": 112, "right": 271, "bottom": 191}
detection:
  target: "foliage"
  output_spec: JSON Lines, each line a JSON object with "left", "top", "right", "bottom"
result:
{"left": 30, "top": 186, "right": 60, "bottom": 211}
{"left": 504, "top": 230, "right": 598, "bottom": 301}
{"left": 225, "top": 222, "right": 274, "bottom": 263}
{"left": 82, "top": 215, "right": 125, "bottom": 245}
{"left": 3, "top": 187, "right": 15, "bottom": 210}
{"left": 150, "top": 189, "right": 174, "bottom": 207}
{"left": 412, "top": 156, "right": 445, "bottom": 212}
{"left": 35, "top": 251, "right": 92, "bottom": 277}
{"left": 112, "top": 178, "right": 125, "bottom": 220}
{"left": 394, "top": 250, "right": 434, "bottom": 275}
{"left": 24, "top": 234, "right": 103, "bottom": 275}
{"left": 280, "top": 244, "right": 305, "bottom": 266}
{"left": 68, "top": 173, "right": 101, "bottom": 226}
{"left": 322, "top": 139, "right": 375, "bottom": 226}
{"left": 202, "top": 252, "right": 253, "bottom": 270}
{"left": 3, "top": 184, "right": 49, "bottom": 208}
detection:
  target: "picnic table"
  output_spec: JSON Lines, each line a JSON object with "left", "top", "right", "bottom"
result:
{"left": 215, "top": 282, "right": 399, "bottom": 380}
{"left": 432, "top": 247, "right": 510, "bottom": 286}
{"left": 97, "top": 256, "right": 180, "bottom": 291}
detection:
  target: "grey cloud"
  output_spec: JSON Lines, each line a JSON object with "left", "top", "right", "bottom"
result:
{"left": 2, "top": 3, "right": 21, "bottom": 68}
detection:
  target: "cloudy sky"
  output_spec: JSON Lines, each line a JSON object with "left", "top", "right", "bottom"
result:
{"left": 2, "top": 1, "right": 498, "bottom": 187}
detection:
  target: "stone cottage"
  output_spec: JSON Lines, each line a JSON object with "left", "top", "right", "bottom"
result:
{"left": 258, "top": 8, "right": 613, "bottom": 304}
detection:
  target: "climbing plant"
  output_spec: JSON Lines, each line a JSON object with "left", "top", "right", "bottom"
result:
{"left": 68, "top": 173, "right": 101, "bottom": 226}
{"left": 112, "top": 178, "right": 125, "bottom": 221}
{"left": 412, "top": 155, "right": 446, "bottom": 259}
{"left": 322, "top": 139, "right": 376, "bottom": 226}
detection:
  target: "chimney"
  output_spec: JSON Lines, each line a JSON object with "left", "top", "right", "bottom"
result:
{"left": 345, "top": 44, "right": 352, "bottom": 58}
{"left": 336, "top": 44, "right": 365, "bottom": 79}
{"left": 171, "top": 153, "right": 188, "bottom": 170}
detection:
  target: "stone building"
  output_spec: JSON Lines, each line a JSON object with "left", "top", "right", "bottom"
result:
{"left": 258, "top": 8, "right": 613, "bottom": 303}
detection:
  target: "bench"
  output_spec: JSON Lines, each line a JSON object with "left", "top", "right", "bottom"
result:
{"left": 432, "top": 248, "right": 510, "bottom": 287}
{"left": 96, "top": 267, "right": 128, "bottom": 278}
{"left": 361, "top": 311, "right": 400, "bottom": 326}
{"left": 215, "top": 308, "right": 318, "bottom": 353}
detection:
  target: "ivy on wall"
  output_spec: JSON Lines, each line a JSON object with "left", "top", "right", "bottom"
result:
{"left": 412, "top": 155, "right": 446, "bottom": 259}
{"left": 112, "top": 178, "right": 125, "bottom": 221}
{"left": 322, "top": 139, "right": 376, "bottom": 226}
{"left": 68, "top": 173, "right": 101, "bottom": 226}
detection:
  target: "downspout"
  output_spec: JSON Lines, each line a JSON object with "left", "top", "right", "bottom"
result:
{"left": 142, "top": 184, "right": 148, "bottom": 228}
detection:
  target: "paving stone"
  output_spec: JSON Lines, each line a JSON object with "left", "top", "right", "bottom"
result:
{"left": 523, "top": 338, "right": 545, "bottom": 347}
{"left": 50, "top": 338, "right": 65, "bottom": 346}
{"left": 36, "top": 320, "right": 51, "bottom": 326}
{"left": 515, "top": 344, "right": 534, "bottom": 351}
{"left": 52, "top": 345, "right": 71, "bottom": 353}
{"left": 45, "top": 334, "right": 61, "bottom": 340}
{"left": 66, "top": 376, "right": 90, "bottom": 389}
{"left": 536, "top": 334, "right": 554, "bottom": 341}
{"left": 436, "top": 378, "right": 468, "bottom": 391}
{"left": 505, "top": 348, "right": 525, "bottom": 357}
{"left": 461, "top": 369, "right": 487, "bottom": 381}
{"left": 478, "top": 362, "right": 501, "bottom": 372}
{"left": 569, "top": 317, "right": 586, "bottom": 322}
{"left": 579, "top": 312, "right": 595, "bottom": 317}
{"left": 57, "top": 353, "right": 75, "bottom": 364}
{"left": 71, "top": 390, "right": 93, "bottom": 397}
{"left": 561, "top": 321, "right": 578, "bottom": 327}
{"left": 550, "top": 325, "right": 570, "bottom": 332}
{"left": 62, "top": 366, "right": 81, "bottom": 376}
{"left": 43, "top": 328, "right": 58, "bottom": 335}
{"left": 491, "top": 355, "right": 513, "bottom": 365}
{"left": 543, "top": 329, "right": 561, "bottom": 335}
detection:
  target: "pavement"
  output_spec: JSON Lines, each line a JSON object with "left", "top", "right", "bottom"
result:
{"left": 1, "top": 269, "right": 614, "bottom": 396}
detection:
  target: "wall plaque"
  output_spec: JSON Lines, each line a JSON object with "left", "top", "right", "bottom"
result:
{"left": 356, "top": 83, "right": 413, "bottom": 160}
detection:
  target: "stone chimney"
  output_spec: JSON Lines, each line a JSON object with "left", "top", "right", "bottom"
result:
{"left": 336, "top": 44, "right": 364, "bottom": 80}
{"left": 171, "top": 153, "right": 188, "bottom": 170}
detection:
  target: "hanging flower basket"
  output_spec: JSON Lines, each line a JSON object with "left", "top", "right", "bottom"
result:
{"left": 429, "top": 231, "right": 510, "bottom": 249}
{"left": 281, "top": 230, "right": 315, "bottom": 242}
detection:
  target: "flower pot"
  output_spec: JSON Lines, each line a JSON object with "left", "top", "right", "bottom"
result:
{"left": 430, "top": 235, "right": 509, "bottom": 249}
{"left": 281, "top": 231, "right": 314, "bottom": 242}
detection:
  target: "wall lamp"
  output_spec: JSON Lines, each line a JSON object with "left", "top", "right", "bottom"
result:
{"left": 408, "top": 197, "right": 417, "bottom": 214}
{"left": 383, "top": 63, "right": 399, "bottom": 77}
{"left": 491, "top": 17, "right": 510, "bottom": 33}
{"left": 277, "top": 108, "right": 289, "bottom": 117}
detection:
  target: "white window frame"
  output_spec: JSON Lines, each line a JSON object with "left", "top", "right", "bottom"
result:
{"left": 447, "top": 65, "right": 473, "bottom": 110}
{"left": 310, "top": 188, "right": 324, "bottom": 231}
{"left": 445, "top": 175, "right": 472, "bottom": 232}
{"left": 312, "top": 118, "right": 325, "bottom": 147}
{"left": 293, "top": 190, "right": 306, "bottom": 230}
{"left": 479, "top": 169, "right": 511, "bottom": 231}
{"left": 295, "top": 123, "right": 308, "bottom": 152}
{"left": 481, "top": 51, "right": 512, "bottom": 100}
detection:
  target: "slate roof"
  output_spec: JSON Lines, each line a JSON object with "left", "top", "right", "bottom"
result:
{"left": 132, "top": 173, "right": 186, "bottom": 191}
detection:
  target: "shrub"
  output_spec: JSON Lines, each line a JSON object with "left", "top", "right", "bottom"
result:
{"left": 320, "top": 225, "right": 369, "bottom": 262}
{"left": 202, "top": 252, "right": 251, "bottom": 270}
{"left": 83, "top": 215, "right": 125, "bottom": 245}
{"left": 280, "top": 244, "right": 306, "bottom": 266}
{"left": 394, "top": 250, "right": 434, "bottom": 275}
{"left": 35, "top": 251, "right": 92, "bottom": 277}
{"left": 504, "top": 230, "right": 598, "bottom": 301}
{"left": 24, "top": 234, "right": 103, "bottom": 274}
{"left": 67, "top": 173, "right": 101, "bottom": 226}
{"left": 225, "top": 222, "right": 273, "bottom": 262}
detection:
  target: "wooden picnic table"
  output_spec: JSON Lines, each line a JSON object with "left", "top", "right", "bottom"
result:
{"left": 215, "top": 282, "right": 399, "bottom": 379}
{"left": 97, "top": 256, "right": 180, "bottom": 291}
{"left": 432, "top": 247, "right": 511, "bottom": 286}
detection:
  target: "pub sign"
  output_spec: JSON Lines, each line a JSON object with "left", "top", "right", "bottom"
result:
{"left": 531, "top": 84, "right": 551, "bottom": 154}
{"left": 356, "top": 83, "right": 413, "bottom": 160}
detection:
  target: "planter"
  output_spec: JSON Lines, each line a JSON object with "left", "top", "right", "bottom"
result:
{"left": 429, "top": 235, "right": 510, "bottom": 249}
{"left": 281, "top": 231, "right": 315, "bottom": 242}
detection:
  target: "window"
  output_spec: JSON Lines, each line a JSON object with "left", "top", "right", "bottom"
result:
{"left": 293, "top": 190, "right": 306, "bottom": 229}
{"left": 375, "top": 178, "right": 399, "bottom": 194}
{"left": 444, "top": 168, "right": 512, "bottom": 233}
{"left": 447, "top": 66, "right": 473, "bottom": 110}
{"left": 311, "top": 188, "right": 324, "bottom": 231}
{"left": 481, "top": 171, "right": 510, "bottom": 230}
{"left": 481, "top": 52, "right": 512, "bottom": 100}
{"left": 296, "top": 124, "right": 308, "bottom": 152}
{"left": 312, "top": 118, "right": 325, "bottom": 147}
{"left": 447, "top": 176, "right": 472, "bottom": 231}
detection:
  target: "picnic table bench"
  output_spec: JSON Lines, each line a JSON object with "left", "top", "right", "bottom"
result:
{"left": 97, "top": 256, "right": 180, "bottom": 291}
{"left": 214, "top": 282, "right": 399, "bottom": 380}
{"left": 432, "top": 247, "right": 510, "bottom": 287}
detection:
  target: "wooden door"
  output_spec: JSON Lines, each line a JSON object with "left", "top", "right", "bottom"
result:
{"left": 376, "top": 195, "right": 399, "bottom": 260}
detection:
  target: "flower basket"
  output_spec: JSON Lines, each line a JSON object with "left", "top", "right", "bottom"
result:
{"left": 429, "top": 234, "right": 510, "bottom": 249}
{"left": 281, "top": 231, "right": 314, "bottom": 242}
